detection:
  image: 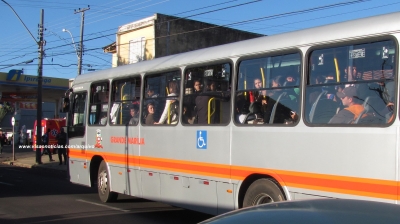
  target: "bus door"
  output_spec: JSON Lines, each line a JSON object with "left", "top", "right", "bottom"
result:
{"left": 67, "top": 92, "right": 90, "bottom": 186}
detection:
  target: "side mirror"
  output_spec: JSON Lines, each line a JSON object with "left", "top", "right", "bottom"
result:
{"left": 60, "top": 97, "right": 70, "bottom": 113}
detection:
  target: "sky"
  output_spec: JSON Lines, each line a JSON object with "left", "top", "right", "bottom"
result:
{"left": 1, "top": 0, "right": 400, "bottom": 80}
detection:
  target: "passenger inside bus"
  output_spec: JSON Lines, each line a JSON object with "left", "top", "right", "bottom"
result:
{"left": 194, "top": 79, "right": 202, "bottom": 93}
{"left": 182, "top": 79, "right": 201, "bottom": 124}
{"left": 282, "top": 73, "right": 300, "bottom": 122}
{"left": 344, "top": 65, "right": 360, "bottom": 85}
{"left": 155, "top": 81, "right": 179, "bottom": 125}
{"left": 356, "top": 81, "right": 394, "bottom": 123}
{"left": 329, "top": 86, "right": 364, "bottom": 124}
{"left": 253, "top": 77, "right": 267, "bottom": 111}
{"left": 307, "top": 74, "right": 342, "bottom": 123}
{"left": 236, "top": 92, "right": 249, "bottom": 123}
{"left": 189, "top": 79, "right": 202, "bottom": 123}
{"left": 263, "top": 76, "right": 294, "bottom": 124}
{"left": 99, "top": 112, "right": 107, "bottom": 125}
{"left": 308, "top": 75, "right": 325, "bottom": 106}
{"left": 195, "top": 80, "right": 220, "bottom": 124}
{"left": 145, "top": 103, "right": 156, "bottom": 125}
{"left": 147, "top": 88, "right": 159, "bottom": 98}
{"left": 89, "top": 85, "right": 109, "bottom": 125}
{"left": 244, "top": 78, "right": 267, "bottom": 124}
{"left": 129, "top": 106, "right": 139, "bottom": 125}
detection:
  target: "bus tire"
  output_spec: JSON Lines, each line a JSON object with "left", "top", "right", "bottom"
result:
{"left": 243, "top": 178, "right": 285, "bottom": 208}
{"left": 98, "top": 160, "right": 118, "bottom": 202}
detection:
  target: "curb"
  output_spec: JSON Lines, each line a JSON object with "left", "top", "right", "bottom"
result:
{"left": 1, "top": 161, "right": 33, "bottom": 168}
{"left": 1, "top": 160, "right": 68, "bottom": 174}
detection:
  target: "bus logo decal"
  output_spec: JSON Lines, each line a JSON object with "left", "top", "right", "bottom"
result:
{"left": 197, "top": 130, "right": 207, "bottom": 149}
{"left": 94, "top": 129, "right": 103, "bottom": 148}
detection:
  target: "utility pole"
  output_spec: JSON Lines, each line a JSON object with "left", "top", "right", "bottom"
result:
{"left": 36, "top": 9, "right": 44, "bottom": 164}
{"left": 74, "top": 6, "right": 90, "bottom": 75}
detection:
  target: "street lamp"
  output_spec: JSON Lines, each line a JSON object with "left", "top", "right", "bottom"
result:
{"left": 62, "top": 28, "right": 82, "bottom": 75}
{"left": 62, "top": 29, "right": 79, "bottom": 59}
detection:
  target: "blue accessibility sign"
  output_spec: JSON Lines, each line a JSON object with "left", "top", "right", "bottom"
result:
{"left": 196, "top": 130, "right": 207, "bottom": 149}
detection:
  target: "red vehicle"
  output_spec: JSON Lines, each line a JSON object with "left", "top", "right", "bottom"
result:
{"left": 33, "top": 118, "right": 66, "bottom": 153}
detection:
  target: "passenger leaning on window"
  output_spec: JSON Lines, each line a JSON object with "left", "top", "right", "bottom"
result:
{"left": 145, "top": 103, "right": 156, "bottom": 125}
{"left": 129, "top": 106, "right": 139, "bottom": 125}
{"left": 329, "top": 86, "right": 364, "bottom": 124}
{"left": 156, "top": 82, "right": 179, "bottom": 124}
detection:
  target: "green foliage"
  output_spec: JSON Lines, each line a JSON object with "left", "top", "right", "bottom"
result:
{"left": 0, "top": 102, "right": 15, "bottom": 122}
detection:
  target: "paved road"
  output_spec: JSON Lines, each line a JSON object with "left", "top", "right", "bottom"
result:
{"left": 0, "top": 164, "right": 213, "bottom": 224}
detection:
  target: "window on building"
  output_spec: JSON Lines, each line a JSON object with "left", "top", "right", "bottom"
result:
{"left": 129, "top": 37, "right": 146, "bottom": 63}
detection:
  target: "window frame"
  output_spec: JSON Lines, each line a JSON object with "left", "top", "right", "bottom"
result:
{"left": 67, "top": 91, "right": 87, "bottom": 138}
{"left": 88, "top": 81, "right": 110, "bottom": 126}
{"left": 182, "top": 60, "right": 233, "bottom": 126}
{"left": 234, "top": 50, "right": 302, "bottom": 126}
{"left": 142, "top": 69, "right": 182, "bottom": 126}
{"left": 109, "top": 75, "right": 142, "bottom": 126}
{"left": 304, "top": 37, "right": 397, "bottom": 127}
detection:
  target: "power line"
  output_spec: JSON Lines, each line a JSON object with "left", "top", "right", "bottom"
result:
{"left": 0, "top": 0, "right": 387, "bottom": 74}
{"left": 0, "top": 0, "right": 373, "bottom": 70}
{"left": 0, "top": 0, "right": 254, "bottom": 50}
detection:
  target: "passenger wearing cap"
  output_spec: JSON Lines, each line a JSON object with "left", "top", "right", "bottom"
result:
{"left": 329, "top": 86, "right": 364, "bottom": 124}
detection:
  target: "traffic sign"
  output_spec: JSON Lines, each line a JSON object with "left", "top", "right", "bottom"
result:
{"left": 11, "top": 117, "right": 15, "bottom": 126}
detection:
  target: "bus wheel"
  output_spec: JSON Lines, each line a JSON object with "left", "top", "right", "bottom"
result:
{"left": 98, "top": 160, "right": 118, "bottom": 202}
{"left": 243, "top": 178, "right": 285, "bottom": 208}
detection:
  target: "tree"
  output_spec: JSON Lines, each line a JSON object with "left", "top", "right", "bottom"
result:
{"left": 0, "top": 102, "right": 15, "bottom": 122}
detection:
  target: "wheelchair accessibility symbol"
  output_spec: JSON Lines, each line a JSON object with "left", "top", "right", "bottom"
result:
{"left": 197, "top": 130, "right": 207, "bottom": 149}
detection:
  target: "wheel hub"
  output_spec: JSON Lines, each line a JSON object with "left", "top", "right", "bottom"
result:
{"left": 98, "top": 170, "right": 108, "bottom": 194}
{"left": 253, "top": 193, "right": 273, "bottom": 205}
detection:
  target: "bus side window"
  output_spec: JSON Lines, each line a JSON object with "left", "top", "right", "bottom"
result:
{"left": 89, "top": 82, "right": 109, "bottom": 126}
{"left": 236, "top": 54, "right": 301, "bottom": 125}
{"left": 110, "top": 76, "right": 141, "bottom": 126}
{"left": 306, "top": 40, "right": 396, "bottom": 126}
{"left": 183, "top": 63, "right": 232, "bottom": 125}
{"left": 144, "top": 71, "right": 181, "bottom": 125}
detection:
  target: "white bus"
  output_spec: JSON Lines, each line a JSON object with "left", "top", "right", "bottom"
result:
{"left": 63, "top": 12, "right": 399, "bottom": 215}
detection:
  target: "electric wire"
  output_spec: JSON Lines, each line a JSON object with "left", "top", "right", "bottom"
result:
{"left": 0, "top": 0, "right": 391, "bottom": 73}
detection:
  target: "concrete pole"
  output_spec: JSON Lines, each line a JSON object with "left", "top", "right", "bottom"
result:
{"left": 36, "top": 9, "right": 44, "bottom": 164}
{"left": 74, "top": 6, "right": 90, "bottom": 75}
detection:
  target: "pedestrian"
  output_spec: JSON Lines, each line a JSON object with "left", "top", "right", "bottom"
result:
{"left": 41, "top": 128, "right": 55, "bottom": 161}
{"left": 0, "top": 130, "right": 5, "bottom": 154}
{"left": 56, "top": 128, "right": 67, "bottom": 165}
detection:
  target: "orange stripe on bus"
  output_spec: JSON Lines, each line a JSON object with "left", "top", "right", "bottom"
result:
{"left": 68, "top": 149, "right": 398, "bottom": 200}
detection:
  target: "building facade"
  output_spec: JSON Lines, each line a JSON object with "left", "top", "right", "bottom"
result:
{"left": 103, "top": 13, "right": 264, "bottom": 67}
